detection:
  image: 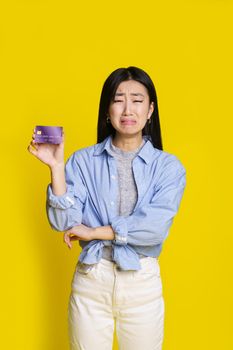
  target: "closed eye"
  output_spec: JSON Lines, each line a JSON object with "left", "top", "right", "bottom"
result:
{"left": 113, "top": 100, "right": 143, "bottom": 103}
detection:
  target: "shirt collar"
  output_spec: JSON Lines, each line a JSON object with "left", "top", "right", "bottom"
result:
{"left": 93, "top": 135, "right": 160, "bottom": 164}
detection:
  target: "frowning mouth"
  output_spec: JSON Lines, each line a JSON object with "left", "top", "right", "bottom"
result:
{"left": 120, "top": 119, "right": 136, "bottom": 125}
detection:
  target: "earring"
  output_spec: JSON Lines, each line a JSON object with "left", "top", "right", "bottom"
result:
{"left": 148, "top": 118, "right": 151, "bottom": 124}
{"left": 106, "top": 116, "right": 111, "bottom": 124}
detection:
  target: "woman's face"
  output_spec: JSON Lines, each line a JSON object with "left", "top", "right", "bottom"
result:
{"left": 108, "top": 79, "right": 154, "bottom": 138}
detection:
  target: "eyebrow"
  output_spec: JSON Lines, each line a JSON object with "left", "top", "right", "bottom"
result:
{"left": 114, "top": 92, "right": 145, "bottom": 97}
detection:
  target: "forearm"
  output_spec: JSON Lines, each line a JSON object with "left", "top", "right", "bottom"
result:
{"left": 93, "top": 225, "right": 115, "bottom": 240}
{"left": 50, "top": 163, "right": 66, "bottom": 196}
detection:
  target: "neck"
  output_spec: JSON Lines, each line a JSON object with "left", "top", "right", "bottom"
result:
{"left": 112, "top": 133, "right": 143, "bottom": 151}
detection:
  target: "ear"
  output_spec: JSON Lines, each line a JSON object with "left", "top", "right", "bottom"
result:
{"left": 148, "top": 101, "right": 154, "bottom": 118}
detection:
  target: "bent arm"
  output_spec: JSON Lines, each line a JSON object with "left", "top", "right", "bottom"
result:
{"left": 109, "top": 158, "right": 187, "bottom": 246}
{"left": 46, "top": 152, "right": 87, "bottom": 231}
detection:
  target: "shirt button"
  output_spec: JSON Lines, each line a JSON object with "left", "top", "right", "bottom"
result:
{"left": 111, "top": 175, "right": 116, "bottom": 180}
{"left": 110, "top": 201, "right": 114, "bottom": 206}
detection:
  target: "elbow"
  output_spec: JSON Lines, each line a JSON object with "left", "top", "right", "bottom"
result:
{"left": 127, "top": 226, "right": 170, "bottom": 246}
{"left": 46, "top": 207, "right": 71, "bottom": 232}
{"left": 46, "top": 216, "right": 62, "bottom": 231}
{"left": 46, "top": 204, "right": 82, "bottom": 232}
{"left": 46, "top": 210, "right": 68, "bottom": 232}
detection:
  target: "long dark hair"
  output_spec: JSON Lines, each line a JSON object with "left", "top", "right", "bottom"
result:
{"left": 97, "top": 66, "right": 163, "bottom": 150}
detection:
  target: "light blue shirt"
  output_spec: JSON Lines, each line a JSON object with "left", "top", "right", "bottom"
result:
{"left": 46, "top": 135, "right": 186, "bottom": 271}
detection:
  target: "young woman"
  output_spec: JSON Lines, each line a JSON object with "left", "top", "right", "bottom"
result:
{"left": 28, "top": 66, "right": 186, "bottom": 350}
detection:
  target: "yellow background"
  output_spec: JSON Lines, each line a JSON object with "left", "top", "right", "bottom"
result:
{"left": 0, "top": 0, "right": 232, "bottom": 349}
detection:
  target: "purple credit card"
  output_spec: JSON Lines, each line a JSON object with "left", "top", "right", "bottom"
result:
{"left": 35, "top": 126, "right": 63, "bottom": 144}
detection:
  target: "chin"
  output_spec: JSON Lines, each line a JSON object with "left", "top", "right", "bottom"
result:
{"left": 116, "top": 129, "right": 142, "bottom": 137}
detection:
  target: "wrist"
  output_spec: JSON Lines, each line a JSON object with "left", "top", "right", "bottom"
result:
{"left": 50, "top": 162, "right": 65, "bottom": 172}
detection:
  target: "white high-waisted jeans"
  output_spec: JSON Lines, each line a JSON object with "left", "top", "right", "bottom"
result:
{"left": 68, "top": 257, "right": 165, "bottom": 350}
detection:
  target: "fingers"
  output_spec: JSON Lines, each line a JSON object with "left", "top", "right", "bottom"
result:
{"left": 31, "top": 139, "right": 38, "bottom": 149}
{"left": 63, "top": 231, "right": 80, "bottom": 249}
{"left": 27, "top": 143, "right": 38, "bottom": 156}
{"left": 27, "top": 138, "right": 39, "bottom": 154}
{"left": 63, "top": 231, "right": 72, "bottom": 249}
{"left": 28, "top": 128, "right": 38, "bottom": 155}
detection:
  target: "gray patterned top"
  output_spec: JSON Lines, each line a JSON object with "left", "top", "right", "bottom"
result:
{"left": 102, "top": 137, "right": 146, "bottom": 261}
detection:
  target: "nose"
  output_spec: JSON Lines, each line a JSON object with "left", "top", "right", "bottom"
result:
{"left": 123, "top": 100, "right": 133, "bottom": 116}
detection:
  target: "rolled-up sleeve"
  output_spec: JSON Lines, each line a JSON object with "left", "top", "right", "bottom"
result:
{"left": 46, "top": 152, "right": 87, "bottom": 232}
{"left": 110, "top": 157, "right": 186, "bottom": 247}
